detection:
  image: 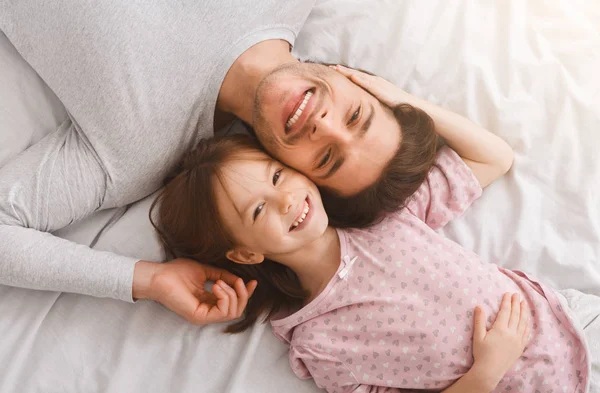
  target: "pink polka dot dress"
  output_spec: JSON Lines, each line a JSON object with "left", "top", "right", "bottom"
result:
{"left": 271, "top": 147, "right": 590, "bottom": 393}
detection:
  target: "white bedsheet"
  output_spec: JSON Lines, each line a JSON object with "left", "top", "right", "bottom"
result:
{"left": 1, "top": 1, "right": 599, "bottom": 392}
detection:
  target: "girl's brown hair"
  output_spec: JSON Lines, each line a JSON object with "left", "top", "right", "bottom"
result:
{"left": 149, "top": 135, "right": 307, "bottom": 333}
{"left": 321, "top": 103, "right": 439, "bottom": 228}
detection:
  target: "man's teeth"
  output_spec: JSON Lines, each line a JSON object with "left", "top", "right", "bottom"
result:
{"left": 291, "top": 201, "right": 310, "bottom": 228}
{"left": 286, "top": 91, "right": 313, "bottom": 129}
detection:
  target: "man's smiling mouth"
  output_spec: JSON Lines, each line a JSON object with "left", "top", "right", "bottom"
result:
{"left": 285, "top": 89, "right": 313, "bottom": 132}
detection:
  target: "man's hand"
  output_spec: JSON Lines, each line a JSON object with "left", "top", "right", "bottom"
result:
{"left": 133, "top": 258, "right": 257, "bottom": 325}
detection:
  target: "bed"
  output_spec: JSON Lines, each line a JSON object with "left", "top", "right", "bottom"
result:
{"left": 1, "top": 1, "right": 599, "bottom": 392}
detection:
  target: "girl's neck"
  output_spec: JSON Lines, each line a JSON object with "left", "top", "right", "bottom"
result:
{"left": 269, "top": 226, "right": 341, "bottom": 303}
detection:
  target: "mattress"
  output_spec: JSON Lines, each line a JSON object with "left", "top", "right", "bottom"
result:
{"left": 1, "top": 1, "right": 599, "bottom": 392}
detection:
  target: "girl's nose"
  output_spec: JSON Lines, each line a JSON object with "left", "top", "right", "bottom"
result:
{"left": 278, "top": 191, "right": 294, "bottom": 214}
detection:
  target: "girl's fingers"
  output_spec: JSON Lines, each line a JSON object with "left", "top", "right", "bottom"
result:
{"left": 473, "top": 306, "right": 487, "bottom": 343}
{"left": 331, "top": 64, "right": 402, "bottom": 107}
{"left": 508, "top": 293, "right": 521, "bottom": 329}
{"left": 523, "top": 322, "right": 532, "bottom": 345}
{"left": 330, "top": 65, "right": 391, "bottom": 101}
{"left": 521, "top": 302, "right": 532, "bottom": 345}
{"left": 329, "top": 64, "right": 354, "bottom": 76}
{"left": 494, "top": 293, "right": 512, "bottom": 327}
{"left": 517, "top": 301, "right": 529, "bottom": 334}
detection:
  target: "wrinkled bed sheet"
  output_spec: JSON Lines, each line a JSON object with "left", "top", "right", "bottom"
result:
{"left": 0, "top": 1, "right": 599, "bottom": 392}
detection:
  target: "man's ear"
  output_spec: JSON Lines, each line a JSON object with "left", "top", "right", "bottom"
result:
{"left": 226, "top": 247, "right": 265, "bottom": 265}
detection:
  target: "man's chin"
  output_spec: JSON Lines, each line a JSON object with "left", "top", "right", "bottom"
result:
{"left": 251, "top": 121, "right": 281, "bottom": 158}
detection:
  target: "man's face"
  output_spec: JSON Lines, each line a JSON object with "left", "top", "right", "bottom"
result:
{"left": 252, "top": 63, "right": 401, "bottom": 196}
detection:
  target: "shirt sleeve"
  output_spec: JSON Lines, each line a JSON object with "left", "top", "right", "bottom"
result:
{"left": 406, "top": 146, "right": 482, "bottom": 230}
{"left": 0, "top": 119, "right": 138, "bottom": 302}
{"left": 290, "top": 346, "right": 405, "bottom": 393}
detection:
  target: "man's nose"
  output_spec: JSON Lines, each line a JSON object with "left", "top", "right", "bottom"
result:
{"left": 277, "top": 191, "right": 295, "bottom": 214}
{"left": 308, "top": 110, "right": 350, "bottom": 144}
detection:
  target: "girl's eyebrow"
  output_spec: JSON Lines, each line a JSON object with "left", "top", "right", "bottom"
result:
{"left": 240, "top": 161, "right": 274, "bottom": 223}
{"left": 265, "top": 160, "right": 274, "bottom": 182}
{"left": 217, "top": 169, "right": 251, "bottom": 224}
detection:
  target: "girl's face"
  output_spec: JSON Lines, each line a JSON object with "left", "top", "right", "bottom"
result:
{"left": 214, "top": 150, "right": 329, "bottom": 264}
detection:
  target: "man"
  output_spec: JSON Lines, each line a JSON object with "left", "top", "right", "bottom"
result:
{"left": 0, "top": 1, "right": 402, "bottom": 324}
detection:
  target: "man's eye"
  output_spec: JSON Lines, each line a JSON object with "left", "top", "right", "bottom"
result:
{"left": 318, "top": 149, "right": 331, "bottom": 169}
{"left": 349, "top": 105, "right": 361, "bottom": 124}
{"left": 272, "top": 169, "right": 282, "bottom": 185}
{"left": 253, "top": 203, "right": 264, "bottom": 221}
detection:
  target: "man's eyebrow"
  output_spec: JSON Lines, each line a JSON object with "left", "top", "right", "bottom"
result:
{"left": 359, "top": 102, "right": 375, "bottom": 138}
{"left": 316, "top": 104, "right": 373, "bottom": 180}
{"left": 318, "top": 156, "right": 345, "bottom": 180}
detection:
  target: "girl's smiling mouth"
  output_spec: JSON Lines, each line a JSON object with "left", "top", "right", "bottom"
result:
{"left": 289, "top": 196, "right": 311, "bottom": 232}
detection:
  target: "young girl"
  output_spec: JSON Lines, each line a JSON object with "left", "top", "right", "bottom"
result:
{"left": 150, "top": 134, "right": 594, "bottom": 393}
{"left": 150, "top": 77, "right": 595, "bottom": 392}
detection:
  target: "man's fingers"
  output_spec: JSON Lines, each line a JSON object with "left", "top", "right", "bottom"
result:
{"left": 165, "top": 285, "right": 220, "bottom": 325}
{"left": 205, "top": 282, "right": 231, "bottom": 323}
{"left": 233, "top": 278, "right": 250, "bottom": 317}
{"left": 473, "top": 306, "right": 487, "bottom": 343}
{"left": 202, "top": 264, "right": 241, "bottom": 286}
{"left": 494, "top": 293, "right": 512, "bottom": 327}
{"left": 508, "top": 293, "right": 521, "bottom": 329}
{"left": 246, "top": 280, "right": 258, "bottom": 298}
{"left": 217, "top": 280, "right": 238, "bottom": 319}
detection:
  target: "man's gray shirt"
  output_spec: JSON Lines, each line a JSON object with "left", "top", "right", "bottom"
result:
{"left": 0, "top": 0, "right": 315, "bottom": 301}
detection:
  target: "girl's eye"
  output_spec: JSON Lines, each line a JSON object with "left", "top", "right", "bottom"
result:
{"left": 272, "top": 169, "right": 282, "bottom": 185}
{"left": 318, "top": 149, "right": 331, "bottom": 169}
{"left": 349, "top": 105, "right": 361, "bottom": 124}
{"left": 253, "top": 203, "right": 264, "bottom": 221}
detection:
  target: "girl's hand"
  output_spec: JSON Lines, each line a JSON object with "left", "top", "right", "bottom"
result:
{"left": 330, "top": 64, "right": 409, "bottom": 107}
{"left": 471, "top": 293, "right": 531, "bottom": 388}
{"left": 133, "top": 258, "right": 257, "bottom": 325}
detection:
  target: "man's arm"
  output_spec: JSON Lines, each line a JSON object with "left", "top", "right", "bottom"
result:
{"left": 0, "top": 120, "right": 256, "bottom": 324}
{"left": 0, "top": 119, "right": 138, "bottom": 301}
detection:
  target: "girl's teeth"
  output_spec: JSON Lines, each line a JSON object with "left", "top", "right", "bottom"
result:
{"left": 291, "top": 200, "right": 310, "bottom": 230}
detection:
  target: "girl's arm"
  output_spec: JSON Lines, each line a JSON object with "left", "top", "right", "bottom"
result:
{"left": 385, "top": 293, "right": 529, "bottom": 393}
{"left": 439, "top": 293, "right": 530, "bottom": 393}
{"left": 332, "top": 65, "right": 514, "bottom": 188}
{"left": 308, "top": 293, "right": 529, "bottom": 393}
